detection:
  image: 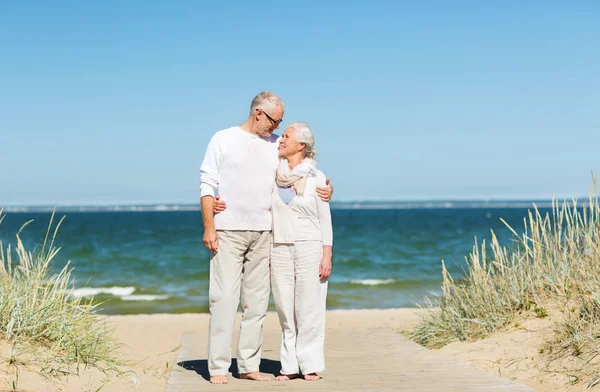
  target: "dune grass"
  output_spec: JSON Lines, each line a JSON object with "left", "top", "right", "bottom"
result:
{"left": 0, "top": 209, "right": 123, "bottom": 387}
{"left": 408, "top": 174, "right": 600, "bottom": 385}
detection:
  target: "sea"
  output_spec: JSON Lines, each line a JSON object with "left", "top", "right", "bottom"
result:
{"left": 0, "top": 201, "right": 556, "bottom": 315}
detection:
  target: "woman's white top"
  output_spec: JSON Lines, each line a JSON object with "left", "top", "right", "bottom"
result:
{"left": 271, "top": 169, "right": 333, "bottom": 246}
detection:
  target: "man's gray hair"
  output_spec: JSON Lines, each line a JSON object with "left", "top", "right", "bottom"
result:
{"left": 288, "top": 121, "right": 316, "bottom": 159}
{"left": 250, "top": 91, "right": 285, "bottom": 114}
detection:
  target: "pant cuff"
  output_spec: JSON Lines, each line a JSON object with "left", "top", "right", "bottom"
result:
{"left": 238, "top": 366, "right": 259, "bottom": 374}
{"left": 301, "top": 366, "right": 325, "bottom": 375}
{"left": 281, "top": 367, "right": 300, "bottom": 375}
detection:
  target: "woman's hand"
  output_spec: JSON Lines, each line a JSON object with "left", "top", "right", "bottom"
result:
{"left": 213, "top": 195, "right": 227, "bottom": 214}
{"left": 319, "top": 256, "right": 332, "bottom": 281}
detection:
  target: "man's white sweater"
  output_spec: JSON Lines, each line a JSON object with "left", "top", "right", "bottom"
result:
{"left": 200, "top": 126, "right": 279, "bottom": 231}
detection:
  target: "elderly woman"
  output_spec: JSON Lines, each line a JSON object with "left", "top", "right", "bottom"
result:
{"left": 270, "top": 122, "right": 332, "bottom": 381}
{"left": 214, "top": 122, "right": 332, "bottom": 381}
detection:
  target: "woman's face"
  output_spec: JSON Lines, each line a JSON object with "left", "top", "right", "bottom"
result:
{"left": 278, "top": 127, "right": 303, "bottom": 158}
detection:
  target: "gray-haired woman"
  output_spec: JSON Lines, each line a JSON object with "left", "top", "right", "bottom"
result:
{"left": 270, "top": 122, "right": 333, "bottom": 381}
{"left": 213, "top": 122, "right": 333, "bottom": 381}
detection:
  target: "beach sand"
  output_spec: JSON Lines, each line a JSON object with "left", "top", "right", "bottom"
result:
{"left": 0, "top": 308, "right": 585, "bottom": 391}
{"left": 435, "top": 312, "right": 590, "bottom": 391}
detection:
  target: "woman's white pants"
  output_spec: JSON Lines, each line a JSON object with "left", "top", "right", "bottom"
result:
{"left": 270, "top": 240, "right": 328, "bottom": 375}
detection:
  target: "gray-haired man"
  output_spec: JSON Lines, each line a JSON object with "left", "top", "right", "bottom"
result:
{"left": 199, "top": 91, "right": 333, "bottom": 384}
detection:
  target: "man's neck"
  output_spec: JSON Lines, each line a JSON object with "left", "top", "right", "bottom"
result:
{"left": 239, "top": 119, "right": 259, "bottom": 135}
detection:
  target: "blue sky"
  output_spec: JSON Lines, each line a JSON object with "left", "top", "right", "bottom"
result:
{"left": 1, "top": 1, "right": 599, "bottom": 205}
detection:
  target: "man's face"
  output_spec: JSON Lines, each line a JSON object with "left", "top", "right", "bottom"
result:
{"left": 257, "top": 106, "right": 284, "bottom": 137}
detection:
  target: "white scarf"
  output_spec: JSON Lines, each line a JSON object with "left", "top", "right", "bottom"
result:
{"left": 275, "top": 158, "right": 316, "bottom": 196}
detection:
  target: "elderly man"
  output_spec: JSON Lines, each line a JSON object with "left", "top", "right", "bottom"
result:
{"left": 199, "top": 91, "right": 333, "bottom": 384}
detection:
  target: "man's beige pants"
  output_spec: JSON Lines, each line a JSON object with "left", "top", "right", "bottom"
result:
{"left": 208, "top": 230, "right": 271, "bottom": 376}
{"left": 270, "top": 240, "right": 328, "bottom": 376}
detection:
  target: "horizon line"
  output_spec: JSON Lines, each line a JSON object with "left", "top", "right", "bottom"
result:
{"left": 1, "top": 197, "right": 592, "bottom": 213}
{"left": 0, "top": 195, "right": 591, "bottom": 208}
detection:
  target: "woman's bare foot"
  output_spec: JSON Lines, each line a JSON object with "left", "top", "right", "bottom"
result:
{"left": 275, "top": 373, "right": 300, "bottom": 381}
{"left": 239, "top": 371, "right": 271, "bottom": 381}
{"left": 304, "top": 372, "right": 320, "bottom": 381}
{"left": 210, "top": 375, "right": 228, "bottom": 384}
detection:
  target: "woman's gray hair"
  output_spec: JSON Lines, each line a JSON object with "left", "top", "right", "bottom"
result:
{"left": 288, "top": 121, "right": 316, "bottom": 159}
{"left": 250, "top": 91, "right": 285, "bottom": 114}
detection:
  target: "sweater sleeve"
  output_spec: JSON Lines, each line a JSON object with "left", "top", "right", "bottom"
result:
{"left": 316, "top": 171, "right": 333, "bottom": 246}
{"left": 199, "top": 133, "right": 221, "bottom": 198}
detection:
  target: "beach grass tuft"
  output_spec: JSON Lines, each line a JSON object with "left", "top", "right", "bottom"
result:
{"left": 408, "top": 173, "right": 600, "bottom": 383}
{"left": 0, "top": 209, "right": 123, "bottom": 386}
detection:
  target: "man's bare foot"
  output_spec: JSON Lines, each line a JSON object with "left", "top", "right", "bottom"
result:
{"left": 240, "top": 371, "right": 271, "bottom": 381}
{"left": 275, "top": 373, "right": 300, "bottom": 381}
{"left": 210, "top": 375, "right": 228, "bottom": 384}
{"left": 304, "top": 372, "right": 320, "bottom": 381}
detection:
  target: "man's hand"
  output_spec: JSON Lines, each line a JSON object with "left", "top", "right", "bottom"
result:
{"left": 316, "top": 178, "right": 334, "bottom": 202}
{"left": 201, "top": 195, "right": 219, "bottom": 252}
{"left": 319, "top": 255, "right": 332, "bottom": 281}
{"left": 213, "top": 195, "right": 227, "bottom": 214}
{"left": 203, "top": 227, "right": 219, "bottom": 252}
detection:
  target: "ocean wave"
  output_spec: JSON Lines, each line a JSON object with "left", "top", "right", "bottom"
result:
{"left": 120, "top": 294, "right": 169, "bottom": 301}
{"left": 71, "top": 286, "right": 169, "bottom": 302}
{"left": 350, "top": 279, "right": 396, "bottom": 286}
{"left": 72, "top": 286, "right": 136, "bottom": 298}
